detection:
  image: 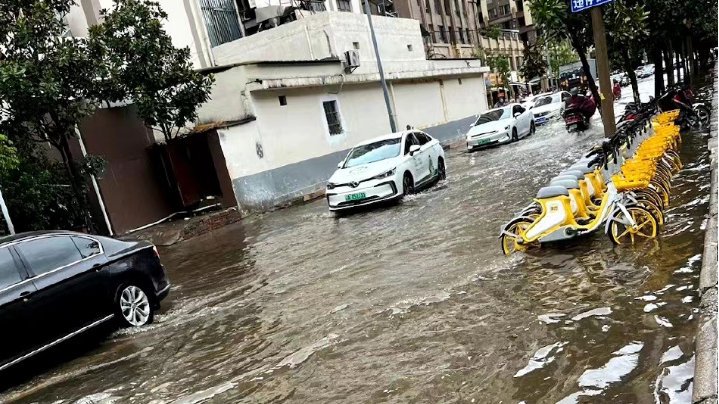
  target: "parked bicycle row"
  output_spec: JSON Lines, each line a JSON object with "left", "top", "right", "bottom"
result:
{"left": 499, "top": 103, "right": 688, "bottom": 255}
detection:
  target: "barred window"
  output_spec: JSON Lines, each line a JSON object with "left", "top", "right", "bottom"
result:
{"left": 337, "top": 0, "right": 352, "bottom": 12}
{"left": 323, "top": 101, "right": 344, "bottom": 135}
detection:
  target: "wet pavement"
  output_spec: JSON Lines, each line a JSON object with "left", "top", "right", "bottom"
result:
{"left": 1, "top": 77, "right": 714, "bottom": 403}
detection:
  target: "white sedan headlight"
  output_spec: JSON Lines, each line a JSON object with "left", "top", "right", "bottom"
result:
{"left": 373, "top": 168, "right": 396, "bottom": 180}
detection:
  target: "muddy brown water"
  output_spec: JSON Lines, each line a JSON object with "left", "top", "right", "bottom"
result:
{"left": 0, "top": 78, "right": 713, "bottom": 403}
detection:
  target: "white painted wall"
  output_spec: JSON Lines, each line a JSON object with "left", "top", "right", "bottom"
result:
{"left": 212, "top": 12, "right": 425, "bottom": 76}
{"left": 442, "top": 77, "right": 488, "bottom": 121}
{"left": 217, "top": 121, "right": 269, "bottom": 180}
{"left": 248, "top": 83, "right": 391, "bottom": 173}
{"left": 391, "top": 81, "right": 445, "bottom": 129}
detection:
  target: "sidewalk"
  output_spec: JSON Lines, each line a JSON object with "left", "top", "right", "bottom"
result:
{"left": 693, "top": 67, "right": 718, "bottom": 404}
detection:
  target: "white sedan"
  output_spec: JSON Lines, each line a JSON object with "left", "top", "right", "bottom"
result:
{"left": 326, "top": 131, "right": 446, "bottom": 211}
{"left": 466, "top": 104, "right": 534, "bottom": 151}
{"left": 530, "top": 91, "right": 571, "bottom": 125}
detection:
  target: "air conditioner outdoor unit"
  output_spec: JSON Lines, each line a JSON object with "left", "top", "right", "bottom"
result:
{"left": 344, "top": 50, "right": 360, "bottom": 73}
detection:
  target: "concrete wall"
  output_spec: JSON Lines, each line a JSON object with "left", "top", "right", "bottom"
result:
{"left": 212, "top": 12, "right": 426, "bottom": 75}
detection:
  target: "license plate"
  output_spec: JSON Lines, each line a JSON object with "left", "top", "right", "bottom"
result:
{"left": 476, "top": 138, "right": 491, "bottom": 145}
{"left": 345, "top": 192, "right": 366, "bottom": 201}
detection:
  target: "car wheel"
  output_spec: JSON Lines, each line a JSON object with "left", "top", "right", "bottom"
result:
{"left": 437, "top": 158, "right": 446, "bottom": 180}
{"left": 116, "top": 283, "right": 154, "bottom": 327}
{"left": 512, "top": 128, "right": 518, "bottom": 142}
{"left": 530, "top": 121, "right": 536, "bottom": 136}
{"left": 402, "top": 172, "right": 414, "bottom": 195}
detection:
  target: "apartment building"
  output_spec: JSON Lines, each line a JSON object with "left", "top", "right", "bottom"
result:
{"left": 478, "top": 0, "right": 536, "bottom": 44}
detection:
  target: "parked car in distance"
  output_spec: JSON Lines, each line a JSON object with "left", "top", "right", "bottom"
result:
{"left": 521, "top": 92, "right": 552, "bottom": 110}
{"left": 640, "top": 64, "right": 655, "bottom": 78}
{"left": 326, "top": 131, "right": 446, "bottom": 211}
{"left": 530, "top": 91, "right": 571, "bottom": 125}
{"left": 635, "top": 66, "right": 646, "bottom": 79}
{"left": 466, "top": 104, "right": 534, "bottom": 151}
{"left": 0, "top": 231, "right": 170, "bottom": 372}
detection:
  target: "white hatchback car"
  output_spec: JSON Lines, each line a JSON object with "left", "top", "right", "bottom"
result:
{"left": 466, "top": 104, "right": 534, "bottom": 151}
{"left": 531, "top": 91, "right": 571, "bottom": 125}
{"left": 326, "top": 131, "right": 446, "bottom": 211}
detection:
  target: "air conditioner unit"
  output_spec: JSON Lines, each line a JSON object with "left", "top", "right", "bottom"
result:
{"left": 344, "top": 50, "right": 360, "bottom": 73}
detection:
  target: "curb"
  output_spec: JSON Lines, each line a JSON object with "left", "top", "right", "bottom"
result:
{"left": 694, "top": 67, "right": 719, "bottom": 404}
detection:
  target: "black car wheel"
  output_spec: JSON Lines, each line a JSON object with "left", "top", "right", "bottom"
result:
{"left": 530, "top": 121, "right": 536, "bottom": 136}
{"left": 402, "top": 172, "right": 414, "bottom": 195}
{"left": 512, "top": 128, "right": 518, "bottom": 142}
{"left": 437, "top": 158, "right": 446, "bottom": 180}
{"left": 116, "top": 283, "right": 154, "bottom": 327}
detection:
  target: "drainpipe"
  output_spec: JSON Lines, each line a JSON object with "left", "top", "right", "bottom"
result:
{"left": 75, "top": 126, "right": 114, "bottom": 236}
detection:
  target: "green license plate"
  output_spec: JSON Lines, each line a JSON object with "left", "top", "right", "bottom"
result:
{"left": 345, "top": 192, "right": 366, "bottom": 201}
{"left": 476, "top": 138, "right": 491, "bottom": 145}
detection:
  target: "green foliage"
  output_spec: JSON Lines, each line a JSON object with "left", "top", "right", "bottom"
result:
{"left": 548, "top": 40, "right": 579, "bottom": 77}
{"left": 88, "top": 0, "right": 215, "bottom": 142}
{"left": 0, "top": 135, "right": 18, "bottom": 172}
{"left": 520, "top": 42, "right": 548, "bottom": 80}
{"left": 484, "top": 26, "right": 502, "bottom": 40}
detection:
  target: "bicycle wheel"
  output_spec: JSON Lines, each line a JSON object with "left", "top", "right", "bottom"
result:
{"left": 634, "top": 189, "right": 664, "bottom": 211}
{"left": 500, "top": 217, "right": 535, "bottom": 255}
{"left": 632, "top": 198, "right": 665, "bottom": 225}
{"left": 608, "top": 206, "right": 658, "bottom": 245}
{"left": 648, "top": 182, "right": 670, "bottom": 208}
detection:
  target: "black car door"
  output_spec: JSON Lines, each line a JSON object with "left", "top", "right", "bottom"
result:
{"left": 15, "top": 235, "right": 109, "bottom": 346}
{"left": 0, "top": 246, "right": 36, "bottom": 370}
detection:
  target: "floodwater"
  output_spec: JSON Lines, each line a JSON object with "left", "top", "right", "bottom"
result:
{"left": 0, "top": 77, "right": 714, "bottom": 403}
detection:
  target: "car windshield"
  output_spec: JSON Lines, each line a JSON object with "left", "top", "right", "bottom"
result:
{"left": 474, "top": 108, "right": 510, "bottom": 125}
{"left": 343, "top": 138, "right": 401, "bottom": 168}
{"left": 534, "top": 96, "right": 553, "bottom": 107}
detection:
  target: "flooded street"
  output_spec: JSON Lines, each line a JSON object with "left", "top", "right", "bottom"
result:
{"left": 2, "top": 78, "right": 714, "bottom": 403}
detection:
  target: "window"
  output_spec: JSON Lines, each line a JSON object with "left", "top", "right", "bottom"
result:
{"left": 434, "top": 0, "right": 442, "bottom": 13}
{"left": 458, "top": 78, "right": 463, "bottom": 85}
{"left": 72, "top": 237, "right": 101, "bottom": 259}
{"left": 353, "top": 41, "right": 360, "bottom": 50}
{"left": 344, "top": 138, "right": 401, "bottom": 168}
{"left": 16, "top": 237, "right": 83, "bottom": 276}
{"left": 323, "top": 100, "right": 344, "bottom": 135}
{"left": 404, "top": 133, "right": 420, "bottom": 155}
{"left": 337, "top": 0, "right": 352, "bottom": 12}
{"left": 415, "top": 132, "right": 432, "bottom": 145}
{"left": 279, "top": 95, "right": 287, "bottom": 106}
{"left": 449, "top": 28, "right": 456, "bottom": 44}
{"left": 437, "top": 25, "right": 446, "bottom": 42}
{"left": 407, "top": 44, "right": 413, "bottom": 51}
{"left": 425, "top": 0, "right": 431, "bottom": 12}
{"left": 0, "top": 248, "right": 23, "bottom": 289}
{"left": 199, "top": 0, "right": 243, "bottom": 47}
{"left": 443, "top": 0, "right": 450, "bottom": 14}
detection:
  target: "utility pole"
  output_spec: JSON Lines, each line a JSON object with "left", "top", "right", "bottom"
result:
{"left": 590, "top": 7, "right": 616, "bottom": 137}
{"left": 0, "top": 186, "right": 15, "bottom": 235}
{"left": 362, "top": 0, "right": 398, "bottom": 132}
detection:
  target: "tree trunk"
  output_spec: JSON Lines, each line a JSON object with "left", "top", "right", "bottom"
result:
{"left": 622, "top": 48, "right": 640, "bottom": 103}
{"left": 687, "top": 35, "right": 696, "bottom": 79}
{"left": 58, "top": 136, "right": 94, "bottom": 232}
{"left": 652, "top": 47, "right": 665, "bottom": 99}
{"left": 680, "top": 39, "right": 689, "bottom": 85}
{"left": 675, "top": 46, "right": 682, "bottom": 83}
{"left": 664, "top": 43, "right": 675, "bottom": 86}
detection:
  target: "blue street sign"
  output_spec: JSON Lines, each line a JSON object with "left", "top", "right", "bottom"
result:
{"left": 570, "top": 0, "right": 613, "bottom": 13}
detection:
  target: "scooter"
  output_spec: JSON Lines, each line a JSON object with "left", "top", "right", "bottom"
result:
{"left": 563, "top": 93, "right": 597, "bottom": 131}
{"left": 657, "top": 84, "right": 710, "bottom": 129}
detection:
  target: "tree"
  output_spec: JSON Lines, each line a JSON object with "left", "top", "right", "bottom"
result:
{"left": 487, "top": 56, "right": 513, "bottom": 99}
{"left": 520, "top": 41, "right": 548, "bottom": 83}
{"left": 548, "top": 40, "right": 579, "bottom": 78}
{"left": 528, "top": 0, "right": 600, "bottom": 105}
{"left": 0, "top": 0, "right": 100, "bottom": 230}
{"left": 604, "top": 0, "right": 648, "bottom": 103}
{"left": 88, "top": 0, "right": 214, "bottom": 143}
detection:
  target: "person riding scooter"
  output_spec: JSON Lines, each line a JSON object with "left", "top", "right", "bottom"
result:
{"left": 563, "top": 88, "right": 597, "bottom": 131}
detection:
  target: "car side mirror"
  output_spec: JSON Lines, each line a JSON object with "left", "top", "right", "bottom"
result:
{"left": 514, "top": 112, "right": 521, "bottom": 118}
{"left": 337, "top": 162, "right": 343, "bottom": 169}
{"left": 409, "top": 145, "right": 421, "bottom": 156}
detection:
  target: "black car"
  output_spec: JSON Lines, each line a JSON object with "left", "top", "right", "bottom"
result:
{"left": 0, "top": 231, "right": 170, "bottom": 372}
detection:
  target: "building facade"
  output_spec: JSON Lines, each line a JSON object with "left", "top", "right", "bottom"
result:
{"left": 197, "top": 12, "right": 489, "bottom": 210}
